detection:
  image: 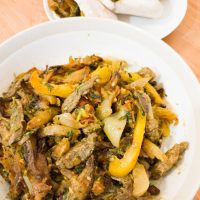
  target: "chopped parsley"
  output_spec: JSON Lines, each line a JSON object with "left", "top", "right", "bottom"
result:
{"left": 89, "top": 92, "right": 102, "bottom": 100}
{"left": 128, "top": 72, "right": 132, "bottom": 78}
{"left": 74, "top": 163, "right": 85, "bottom": 174}
{"left": 67, "top": 131, "right": 73, "bottom": 141}
{"left": 119, "top": 111, "right": 132, "bottom": 121}
{"left": 25, "top": 128, "right": 38, "bottom": 137}
{"left": 63, "top": 188, "right": 69, "bottom": 199}
{"left": 45, "top": 83, "right": 54, "bottom": 92}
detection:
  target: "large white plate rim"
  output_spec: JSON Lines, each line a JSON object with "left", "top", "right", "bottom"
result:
{"left": 0, "top": 18, "right": 200, "bottom": 199}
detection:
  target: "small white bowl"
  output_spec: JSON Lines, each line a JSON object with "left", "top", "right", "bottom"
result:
{"left": 43, "top": 0, "right": 187, "bottom": 39}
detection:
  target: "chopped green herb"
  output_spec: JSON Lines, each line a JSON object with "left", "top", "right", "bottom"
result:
{"left": 119, "top": 115, "right": 127, "bottom": 120}
{"left": 43, "top": 194, "right": 53, "bottom": 200}
{"left": 89, "top": 92, "right": 102, "bottom": 100}
{"left": 119, "top": 111, "right": 132, "bottom": 121}
{"left": 131, "top": 93, "right": 137, "bottom": 99}
{"left": 126, "top": 111, "right": 132, "bottom": 121}
{"left": 19, "top": 146, "right": 25, "bottom": 158}
{"left": 66, "top": 70, "right": 73, "bottom": 75}
{"left": 89, "top": 63, "right": 97, "bottom": 70}
{"left": 109, "top": 148, "right": 124, "bottom": 156}
{"left": 63, "top": 188, "right": 69, "bottom": 199}
{"left": 54, "top": 136, "right": 62, "bottom": 143}
{"left": 142, "top": 110, "right": 145, "bottom": 116}
{"left": 74, "top": 163, "right": 85, "bottom": 174}
{"left": 0, "top": 169, "right": 8, "bottom": 178}
{"left": 76, "top": 84, "right": 82, "bottom": 93}
{"left": 67, "top": 131, "right": 73, "bottom": 141}
{"left": 81, "top": 104, "right": 86, "bottom": 109}
{"left": 45, "top": 83, "right": 54, "bottom": 92}
{"left": 25, "top": 128, "right": 38, "bottom": 137}
{"left": 54, "top": 174, "right": 63, "bottom": 182}
{"left": 128, "top": 73, "right": 132, "bottom": 78}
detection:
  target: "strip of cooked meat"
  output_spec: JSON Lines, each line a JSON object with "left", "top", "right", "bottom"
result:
{"left": 78, "top": 55, "right": 103, "bottom": 68}
{"left": 126, "top": 78, "right": 150, "bottom": 91}
{"left": 62, "top": 76, "right": 99, "bottom": 113}
{"left": 145, "top": 117, "right": 160, "bottom": 143}
{"left": 138, "top": 67, "right": 156, "bottom": 80}
{"left": 39, "top": 125, "right": 80, "bottom": 139}
{"left": 3, "top": 79, "right": 24, "bottom": 99}
{"left": 95, "top": 141, "right": 112, "bottom": 150}
{"left": 134, "top": 91, "right": 160, "bottom": 143}
{"left": 23, "top": 138, "right": 51, "bottom": 200}
{"left": 17, "top": 82, "right": 48, "bottom": 117}
{"left": 10, "top": 149, "right": 26, "bottom": 199}
{"left": 50, "top": 66, "right": 90, "bottom": 84}
{"left": 3, "top": 69, "right": 35, "bottom": 99}
{"left": 112, "top": 176, "right": 134, "bottom": 200}
{"left": 95, "top": 192, "right": 118, "bottom": 200}
{"left": 0, "top": 98, "right": 6, "bottom": 117}
{"left": 151, "top": 142, "right": 189, "bottom": 179}
{"left": 136, "top": 91, "right": 153, "bottom": 119}
{"left": 0, "top": 117, "right": 11, "bottom": 146}
{"left": 1, "top": 147, "right": 26, "bottom": 199}
{"left": 8, "top": 99, "right": 25, "bottom": 145}
{"left": 105, "top": 71, "right": 120, "bottom": 90}
{"left": 82, "top": 122, "right": 102, "bottom": 135}
{"left": 62, "top": 67, "right": 90, "bottom": 84}
{"left": 26, "top": 107, "right": 59, "bottom": 131}
{"left": 66, "top": 156, "right": 94, "bottom": 200}
{"left": 16, "top": 80, "right": 35, "bottom": 106}
{"left": 56, "top": 133, "right": 96, "bottom": 169}
{"left": 48, "top": 55, "right": 102, "bottom": 76}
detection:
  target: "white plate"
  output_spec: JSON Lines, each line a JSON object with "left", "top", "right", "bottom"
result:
{"left": 43, "top": 0, "right": 187, "bottom": 39}
{"left": 0, "top": 18, "right": 199, "bottom": 199}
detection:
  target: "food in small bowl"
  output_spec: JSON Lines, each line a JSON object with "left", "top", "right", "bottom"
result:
{"left": 0, "top": 55, "right": 188, "bottom": 199}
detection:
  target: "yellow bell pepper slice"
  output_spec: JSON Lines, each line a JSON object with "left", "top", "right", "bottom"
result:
{"left": 16, "top": 67, "right": 38, "bottom": 80}
{"left": 27, "top": 108, "right": 59, "bottom": 131}
{"left": 91, "top": 66, "right": 112, "bottom": 84}
{"left": 121, "top": 71, "right": 163, "bottom": 105}
{"left": 52, "top": 138, "right": 70, "bottom": 160}
{"left": 154, "top": 107, "right": 178, "bottom": 124}
{"left": 120, "top": 71, "right": 141, "bottom": 83}
{"left": 145, "top": 83, "right": 163, "bottom": 105}
{"left": 142, "top": 138, "right": 167, "bottom": 162}
{"left": 30, "top": 70, "right": 74, "bottom": 98}
{"left": 160, "top": 120, "right": 170, "bottom": 137}
{"left": 109, "top": 109, "right": 146, "bottom": 177}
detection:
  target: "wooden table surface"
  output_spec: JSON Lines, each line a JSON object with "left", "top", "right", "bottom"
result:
{"left": 0, "top": 0, "right": 200, "bottom": 199}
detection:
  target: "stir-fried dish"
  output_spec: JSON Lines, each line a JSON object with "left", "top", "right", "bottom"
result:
{"left": 0, "top": 55, "right": 188, "bottom": 200}
{"left": 48, "top": 0, "right": 81, "bottom": 18}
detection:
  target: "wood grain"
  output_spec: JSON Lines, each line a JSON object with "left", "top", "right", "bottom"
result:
{"left": 0, "top": 0, "right": 48, "bottom": 42}
{"left": 164, "top": 0, "right": 200, "bottom": 80}
{"left": 0, "top": 0, "right": 199, "bottom": 199}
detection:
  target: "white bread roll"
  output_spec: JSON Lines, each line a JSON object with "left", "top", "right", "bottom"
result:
{"left": 99, "top": 0, "right": 163, "bottom": 18}
{"left": 75, "top": 0, "right": 118, "bottom": 19}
